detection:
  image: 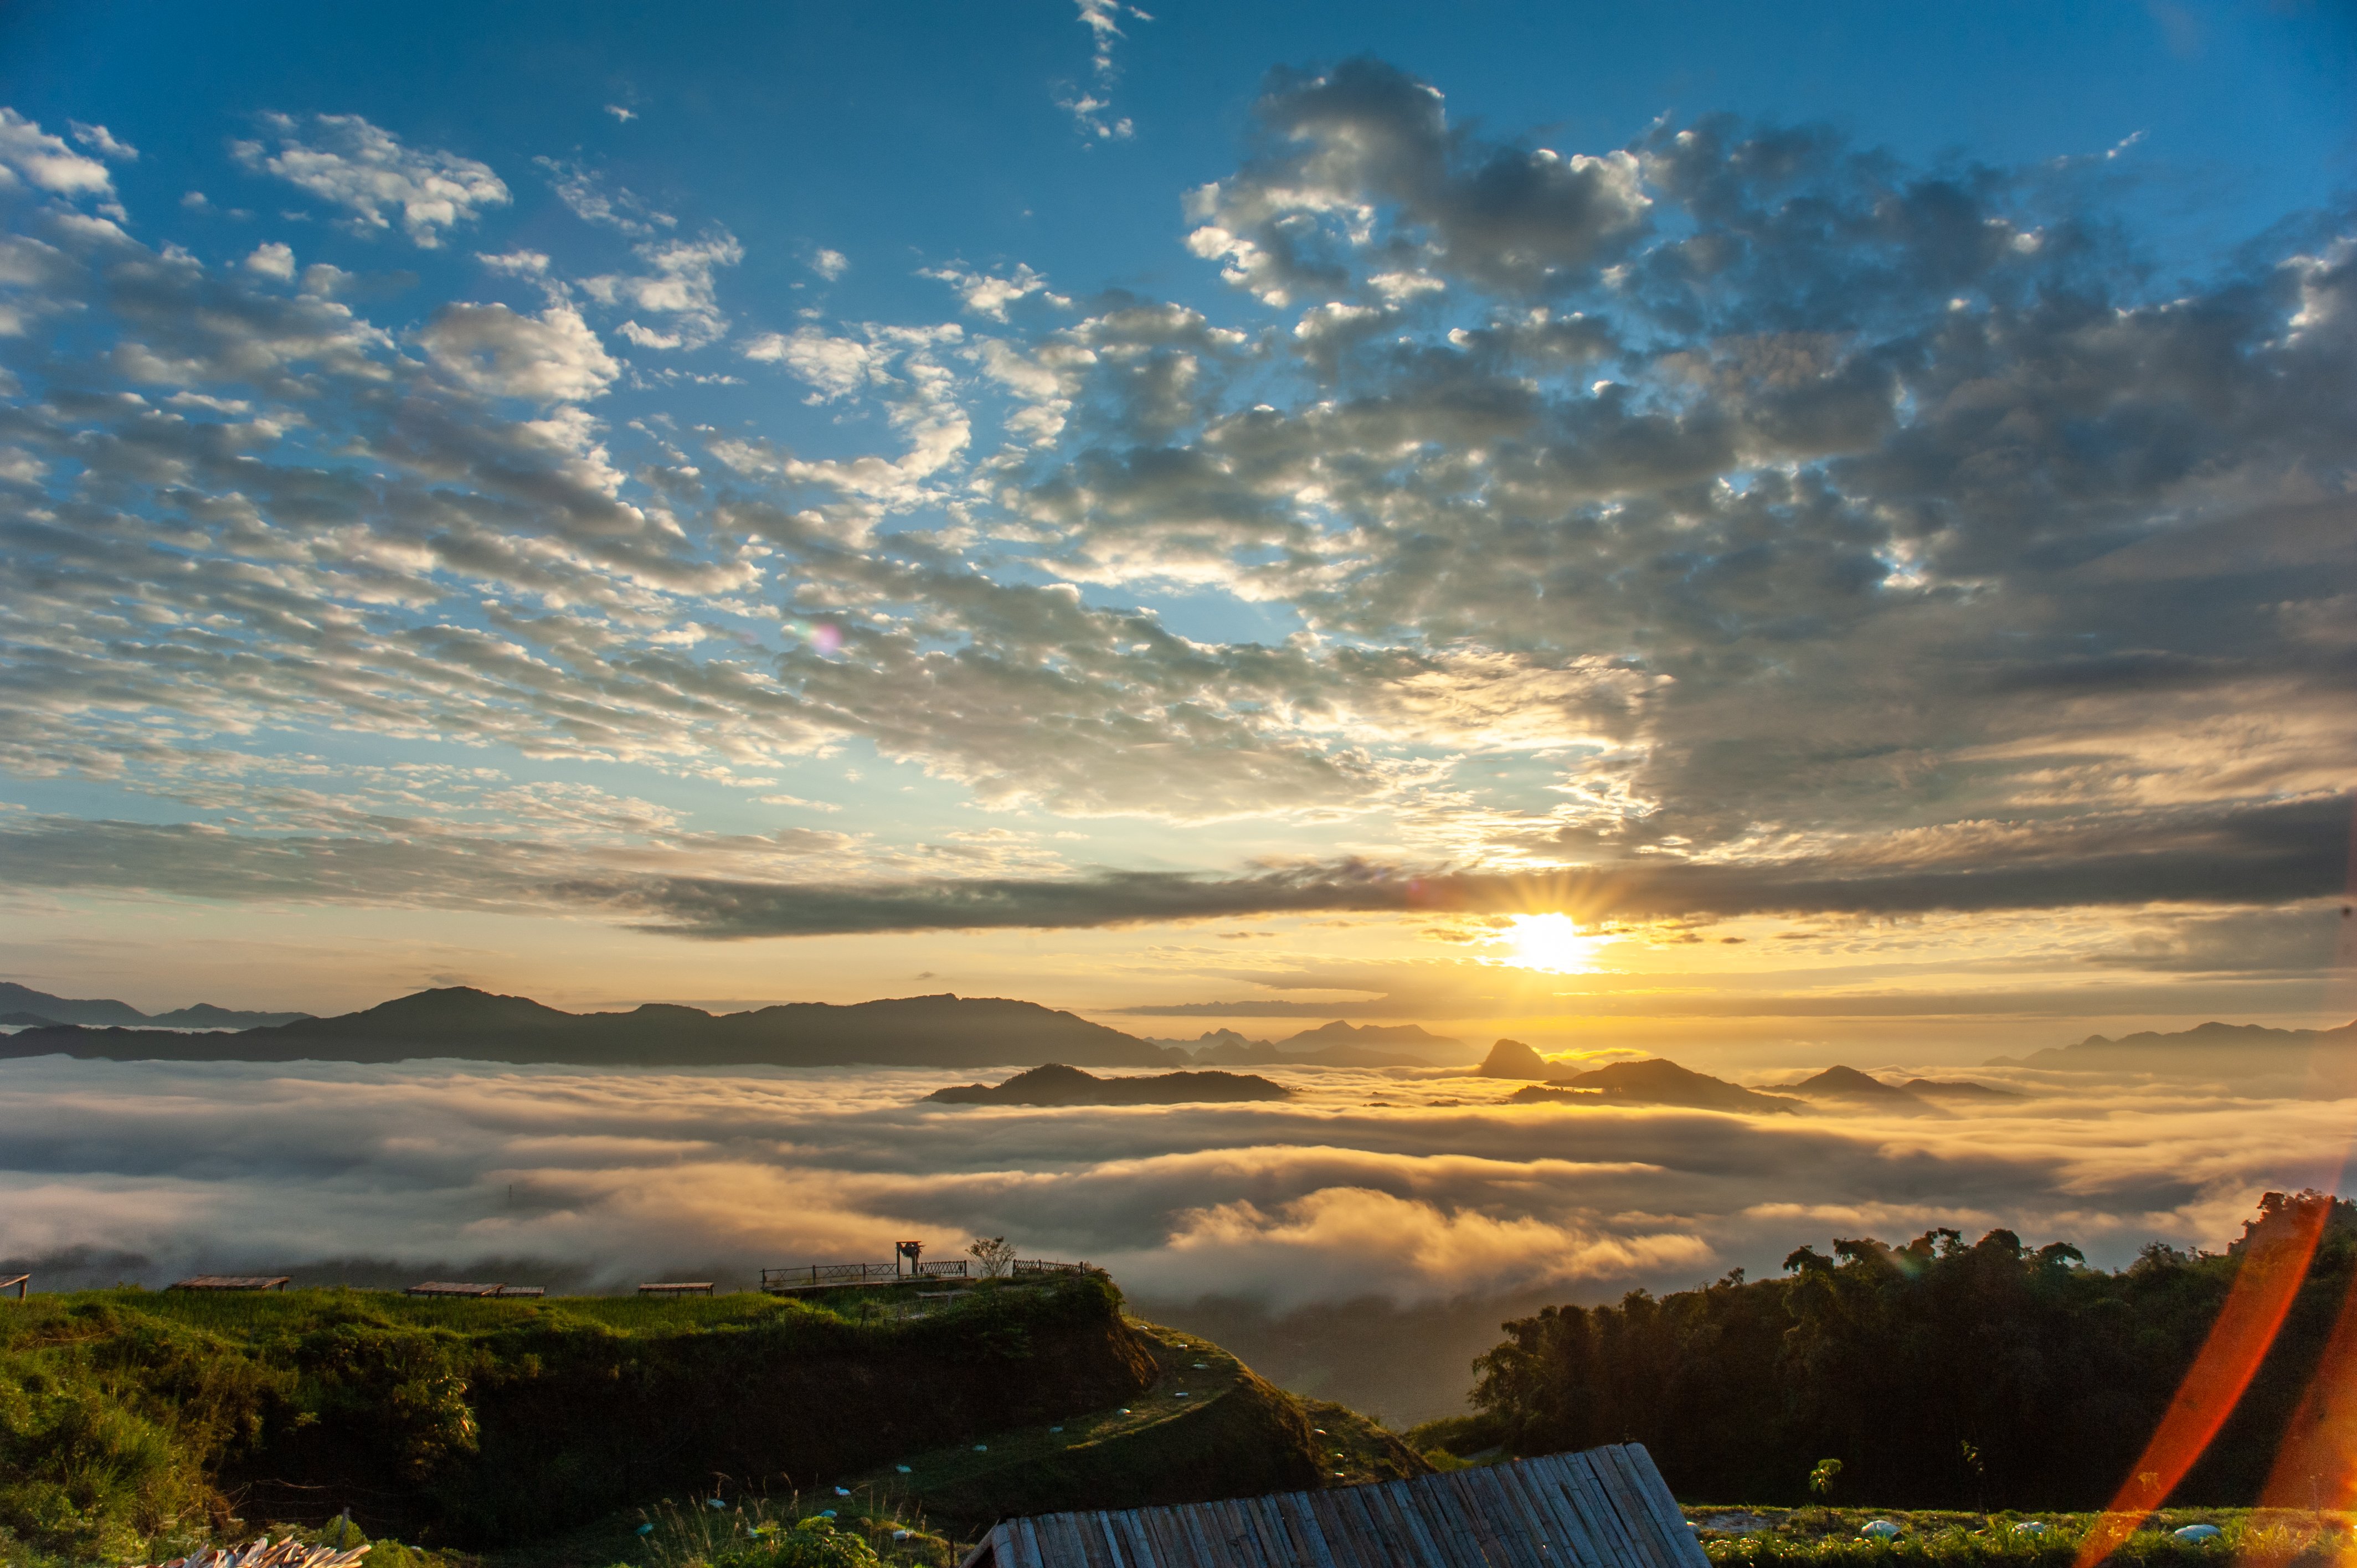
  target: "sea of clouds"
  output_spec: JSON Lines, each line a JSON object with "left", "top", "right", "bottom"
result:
{"left": 7, "top": 1056, "right": 2341, "bottom": 1301}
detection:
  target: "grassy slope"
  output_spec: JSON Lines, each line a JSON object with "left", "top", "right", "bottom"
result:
{"left": 0, "top": 1281, "right": 1416, "bottom": 1567}
{"left": 848, "top": 1318, "right": 1423, "bottom": 1526}
{"left": 1685, "top": 1506, "right": 2346, "bottom": 1567}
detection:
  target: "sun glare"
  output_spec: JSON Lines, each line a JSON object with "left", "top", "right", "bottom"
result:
{"left": 1499, "top": 912, "right": 1604, "bottom": 973}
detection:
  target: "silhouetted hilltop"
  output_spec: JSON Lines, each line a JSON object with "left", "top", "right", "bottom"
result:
{"left": 1275, "top": 1020, "right": 1463, "bottom": 1059}
{"left": 1784, "top": 1064, "right": 1938, "bottom": 1110}
{"left": 1476, "top": 1039, "right": 1554, "bottom": 1079}
{"left": 0, "top": 982, "right": 310, "bottom": 1030}
{"left": 925, "top": 1062, "right": 1291, "bottom": 1105}
{"left": 0, "top": 986, "right": 1168, "bottom": 1069}
{"left": 1903, "top": 1076, "right": 2021, "bottom": 1101}
{"left": 1988, "top": 1018, "right": 2357, "bottom": 1076}
{"left": 1150, "top": 1020, "right": 1457, "bottom": 1068}
{"left": 1511, "top": 1057, "right": 1804, "bottom": 1113}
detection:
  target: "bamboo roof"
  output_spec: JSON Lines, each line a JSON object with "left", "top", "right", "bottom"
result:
{"left": 960, "top": 1444, "right": 1705, "bottom": 1568}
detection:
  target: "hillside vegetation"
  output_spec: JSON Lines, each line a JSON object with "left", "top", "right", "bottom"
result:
{"left": 1460, "top": 1194, "right": 2357, "bottom": 1508}
{"left": 0, "top": 1273, "right": 1414, "bottom": 1566}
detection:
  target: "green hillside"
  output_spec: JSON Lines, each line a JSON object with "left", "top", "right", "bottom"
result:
{"left": 0, "top": 1273, "right": 1416, "bottom": 1566}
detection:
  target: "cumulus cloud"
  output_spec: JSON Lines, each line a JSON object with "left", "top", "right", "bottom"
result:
{"left": 234, "top": 112, "right": 510, "bottom": 245}
{"left": 68, "top": 122, "right": 137, "bottom": 162}
{"left": 244, "top": 241, "right": 295, "bottom": 280}
{"left": 924, "top": 261, "right": 1059, "bottom": 321}
{"left": 0, "top": 108, "right": 114, "bottom": 198}
{"left": 580, "top": 229, "right": 741, "bottom": 349}
{"left": 421, "top": 300, "right": 621, "bottom": 401}
{"left": 0, "top": 77, "right": 2351, "bottom": 988}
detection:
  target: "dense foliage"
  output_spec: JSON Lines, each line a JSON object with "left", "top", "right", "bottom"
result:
{"left": 1469, "top": 1195, "right": 2357, "bottom": 1507}
{"left": 0, "top": 1273, "right": 1151, "bottom": 1560}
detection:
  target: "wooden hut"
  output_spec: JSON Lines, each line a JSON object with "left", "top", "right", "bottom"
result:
{"left": 956, "top": 1443, "right": 1705, "bottom": 1568}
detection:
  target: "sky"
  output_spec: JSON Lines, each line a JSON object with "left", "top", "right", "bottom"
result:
{"left": 1, "top": 1, "right": 2354, "bottom": 1063}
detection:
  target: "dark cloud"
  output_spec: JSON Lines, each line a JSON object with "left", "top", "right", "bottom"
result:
{"left": 0, "top": 791, "right": 2339, "bottom": 940}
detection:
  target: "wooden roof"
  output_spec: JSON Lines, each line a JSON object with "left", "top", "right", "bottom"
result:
{"left": 960, "top": 1444, "right": 1705, "bottom": 1568}
{"left": 169, "top": 1276, "right": 291, "bottom": 1291}
{"left": 406, "top": 1282, "right": 548, "bottom": 1297}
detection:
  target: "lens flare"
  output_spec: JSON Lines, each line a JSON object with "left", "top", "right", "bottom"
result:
{"left": 1497, "top": 912, "right": 1604, "bottom": 974}
{"left": 2074, "top": 1194, "right": 2333, "bottom": 1568}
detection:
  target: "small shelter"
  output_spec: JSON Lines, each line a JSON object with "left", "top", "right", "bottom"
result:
{"left": 957, "top": 1443, "right": 1705, "bottom": 1568}
{"left": 638, "top": 1281, "right": 716, "bottom": 1296}
{"left": 405, "top": 1281, "right": 543, "bottom": 1298}
{"left": 1, "top": 1273, "right": 27, "bottom": 1299}
{"left": 170, "top": 1276, "right": 291, "bottom": 1292}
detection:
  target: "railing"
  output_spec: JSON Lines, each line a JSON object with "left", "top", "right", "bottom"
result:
{"left": 759, "top": 1260, "right": 971, "bottom": 1292}
{"left": 1011, "top": 1258, "right": 1091, "bottom": 1276}
{"left": 762, "top": 1262, "right": 900, "bottom": 1290}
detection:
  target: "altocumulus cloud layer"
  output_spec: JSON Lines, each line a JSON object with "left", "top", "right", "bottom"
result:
{"left": 0, "top": 65, "right": 2351, "bottom": 954}
{"left": 2, "top": 1060, "right": 2342, "bottom": 1304}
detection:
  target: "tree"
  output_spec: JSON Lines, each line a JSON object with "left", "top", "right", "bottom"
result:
{"left": 967, "top": 1236, "right": 1017, "bottom": 1278}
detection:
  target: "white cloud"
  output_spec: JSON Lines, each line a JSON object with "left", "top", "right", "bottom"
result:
{"left": 234, "top": 112, "right": 510, "bottom": 246}
{"left": 581, "top": 230, "right": 741, "bottom": 350}
{"left": 0, "top": 108, "right": 114, "bottom": 197}
{"left": 604, "top": 104, "right": 637, "bottom": 123}
{"left": 743, "top": 325, "right": 887, "bottom": 399}
{"left": 68, "top": 122, "right": 138, "bottom": 161}
{"left": 244, "top": 241, "right": 296, "bottom": 280}
{"left": 811, "top": 249, "right": 849, "bottom": 281}
{"left": 479, "top": 249, "right": 550, "bottom": 277}
{"left": 421, "top": 301, "right": 620, "bottom": 402}
{"left": 1062, "top": 1, "right": 1148, "bottom": 139}
{"left": 923, "top": 262, "right": 1059, "bottom": 321}
{"left": 536, "top": 157, "right": 675, "bottom": 237}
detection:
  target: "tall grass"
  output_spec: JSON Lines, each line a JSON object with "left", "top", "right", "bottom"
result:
{"left": 635, "top": 1489, "right": 956, "bottom": 1568}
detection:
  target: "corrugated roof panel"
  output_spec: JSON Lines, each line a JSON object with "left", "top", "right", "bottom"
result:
{"left": 967, "top": 1445, "right": 1692, "bottom": 1568}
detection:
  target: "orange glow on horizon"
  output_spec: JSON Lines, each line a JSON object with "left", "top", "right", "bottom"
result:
{"left": 2075, "top": 1196, "right": 2334, "bottom": 1568}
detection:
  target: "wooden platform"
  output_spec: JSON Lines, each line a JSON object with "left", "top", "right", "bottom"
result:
{"left": 406, "top": 1281, "right": 544, "bottom": 1298}
{"left": 637, "top": 1281, "right": 715, "bottom": 1296}
{"left": 169, "top": 1276, "right": 291, "bottom": 1292}
{"left": 958, "top": 1443, "right": 1707, "bottom": 1568}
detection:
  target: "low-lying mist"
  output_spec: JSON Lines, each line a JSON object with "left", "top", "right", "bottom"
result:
{"left": 1, "top": 1054, "right": 2340, "bottom": 1420}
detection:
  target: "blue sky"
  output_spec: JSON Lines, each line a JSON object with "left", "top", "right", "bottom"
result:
{"left": 0, "top": 1, "right": 2350, "bottom": 1051}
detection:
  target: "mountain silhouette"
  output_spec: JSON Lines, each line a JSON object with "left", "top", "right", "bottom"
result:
{"left": 1510, "top": 1057, "right": 1804, "bottom": 1113}
{"left": 1476, "top": 1039, "right": 1555, "bottom": 1079}
{"left": 924, "top": 1062, "right": 1291, "bottom": 1105}
{"left": 0, "top": 986, "right": 1167, "bottom": 1069}
{"left": 0, "top": 982, "right": 311, "bottom": 1030}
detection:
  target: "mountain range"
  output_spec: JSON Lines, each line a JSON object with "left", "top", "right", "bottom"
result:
{"left": 0, "top": 986, "right": 1169, "bottom": 1069}
{"left": 1150, "top": 1020, "right": 1465, "bottom": 1068}
{"left": 1988, "top": 1019, "right": 2357, "bottom": 1075}
{"left": 0, "top": 982, "right": 312, "bottom": 1030}
{"left": 1476, "top": 1038, "right": 2016, "bottom": 1113}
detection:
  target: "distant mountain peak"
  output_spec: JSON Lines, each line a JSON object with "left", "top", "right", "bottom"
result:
{"left": 1477, "top": 1039, "right": 1555, "bottom": 1080}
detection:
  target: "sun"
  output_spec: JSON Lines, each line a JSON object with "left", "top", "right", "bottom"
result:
{"left": 1497, "top": 912, "right": 1605, "bottom": 974}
